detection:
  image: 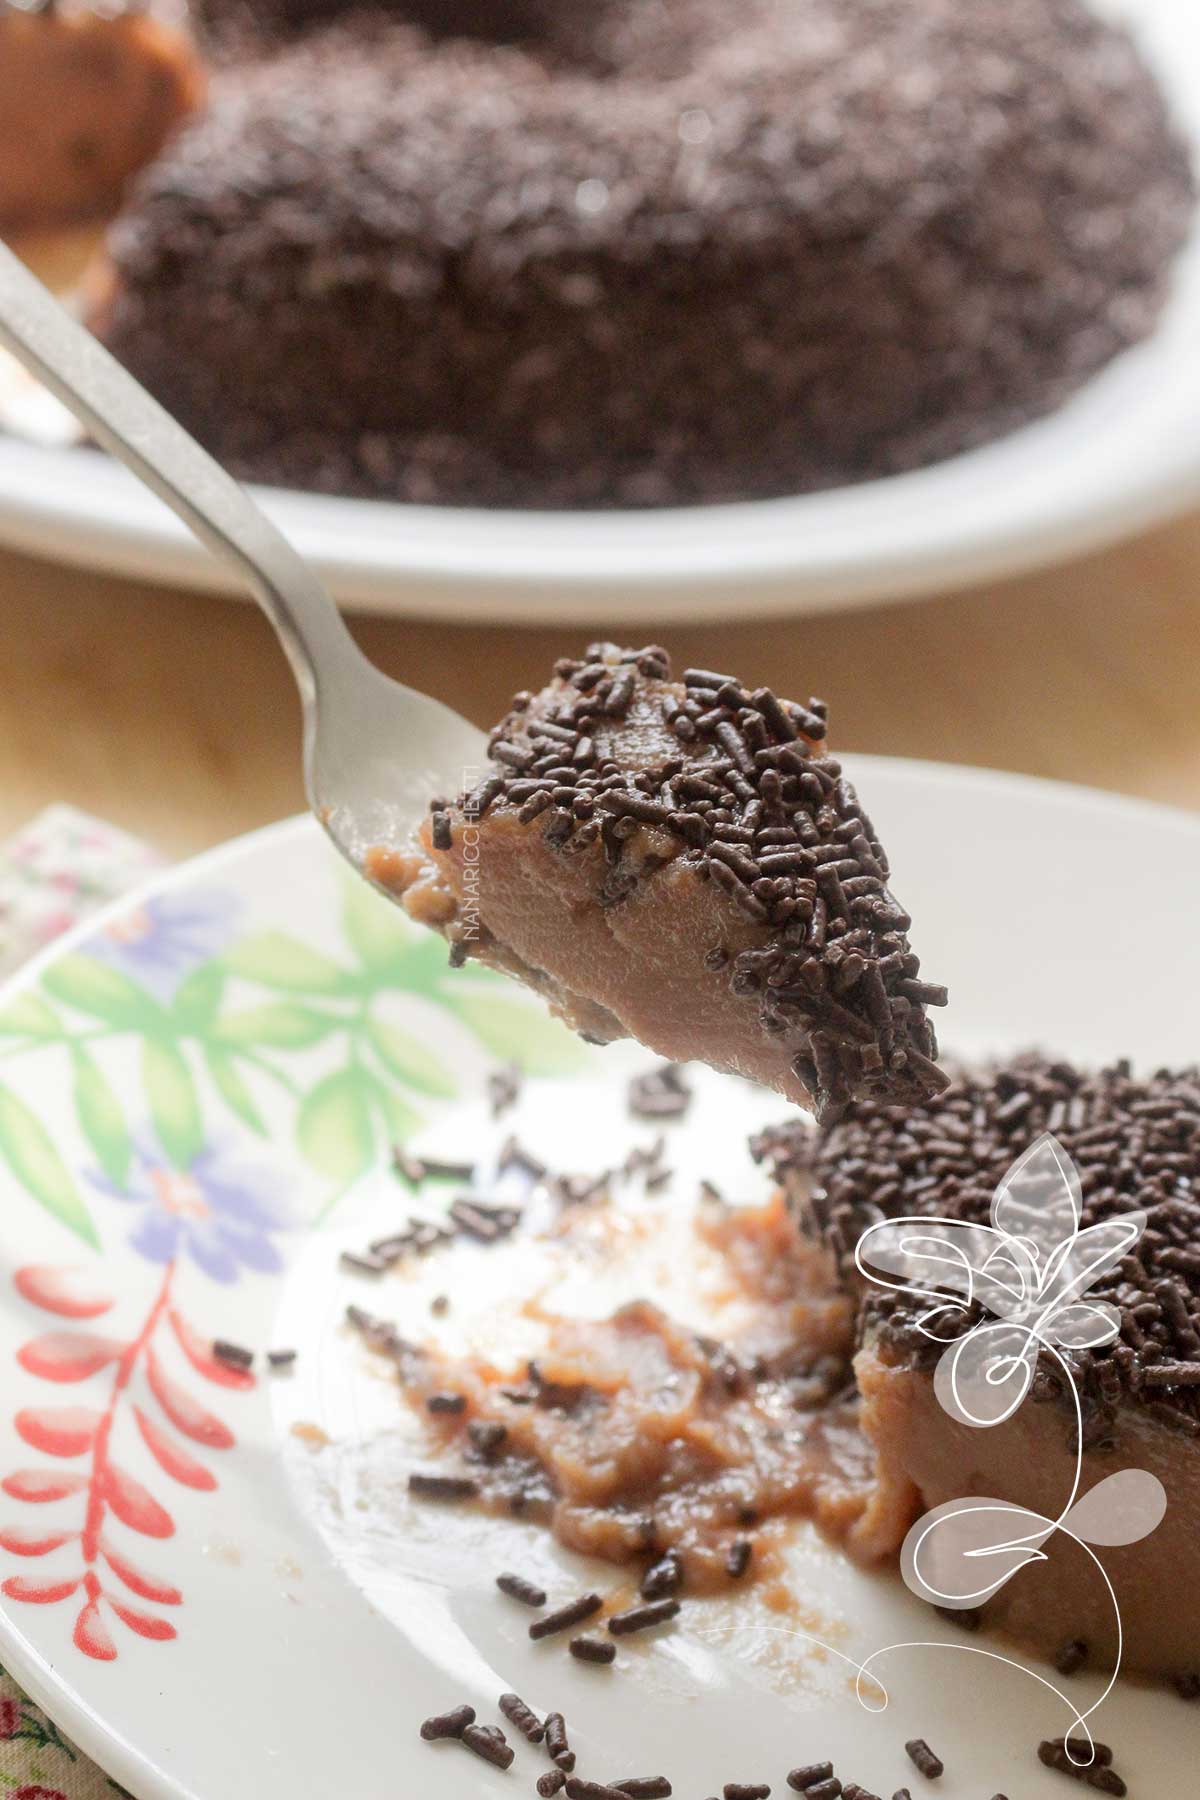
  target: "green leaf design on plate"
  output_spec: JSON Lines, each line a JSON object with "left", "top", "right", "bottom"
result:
{"left": 43, "top": 953, "right": 164, "bottom": 1030}
{"left": 364, "top": 1072, "right": 424, "bottom": 1145}
{"left": 142, "top": 1039, "right": 204, "bottom": 1168}
{"left": 0, "top": 1082, "right": 98, "bottom": 1246}
{"left": 203, "top": 1045, "right": 267, "bottom": 1136}
{"left": 223, "top": 931, "right": 349, "bottom": 995}
{"left": 445, "top": 988, "right": 590, "bottom": 1075}
{"left": 296, "top": 1067, "right": 376, "bottom": 1185}
{"left": 172, "top": 963, "right": 225, "bottom": 1032}
{"left": 214, "top": 1003, "right": 335, "bottom": 1049}
{"left": 71, "top": 1045, "right": 131, "bottom": 1187}
{"left": 0, "top": 991, "right": 63, "bottom": 1038}
{"left": 364, "top": 1016, "right": 457, "bottom": 1097}
{"left": 342, "top": 876, "right": 415, "bottom": 975}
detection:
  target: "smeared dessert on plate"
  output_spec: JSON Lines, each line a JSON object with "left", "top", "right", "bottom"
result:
{"left": 86, "top": 0, "right": 1194, "bottom": 506}
{"left": 371, "top": 1049, "right": 1200, "bottom": 1703}
{"left": 382, "top": 644, "right": 948, "bottom": 1120}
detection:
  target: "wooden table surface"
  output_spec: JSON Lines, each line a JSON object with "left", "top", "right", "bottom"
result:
{"left": 1, "top": 504, "right": 1199, "bottom": 861}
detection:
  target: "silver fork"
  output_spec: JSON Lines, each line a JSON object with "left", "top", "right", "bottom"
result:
{"left": 0, "top": 242, "right": 484, "bottom": 874}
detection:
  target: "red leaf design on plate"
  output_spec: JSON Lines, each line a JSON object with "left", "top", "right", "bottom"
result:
{"left": 168, "top": 1310, "right": 255, "bottom": 1391}
{"left": 17, "top": 1333, "right": 123, "bottom": 1384}
{"left": 74, "top": 1589, "right": 116, "bottom": 1662}
{"left": 98, "top": 1539, "right": 182, "bottom": 1606}
{"left": 145, "top": 1347, "right": 235, "bottom": 1449}
{"left": 133, "top": 1407, "right": 216, "bottom": 1492}
{"left": 0, "top": 1526, "right": 76, "bottom": 1556}
{"left": 14, "top": 1267, "right": 114, "bottom": 1320}
{"left": 103, "top": 1465, "right": 174, "bottom": 1539}
{"left": 15, "top": 1406, "right": 100, "bottom": 1458}
{"left": 2, "top": 1470, "right": 88, "bottom": 1504}
{"left": 108, "top": 1596, "right": 177, "bottom": 1642}
{"left": 2, "top": 1575, "right": 81, "bottom": 1604}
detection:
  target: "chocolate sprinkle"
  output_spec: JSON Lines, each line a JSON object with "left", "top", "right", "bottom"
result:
{"left": 803, "top": 1785, "right": 842, "bottom": 1800}
{"left": 488, "top": 1062, "right": 523, "bottom": 1117}
{"left": 566, "top": 1782, "right": 626, "bottom": 1800}
{"left": 781, "top": 1053, "right": 1200, "bottom": 1429}
{"left": 903, "top": 1740, "right": 943, "bottom": 1780}
{"left": 408, "top": 1472, "right": 479, "bottom": 1501}
{"left": 725, "top": 1539, "right": 753, "bottom": 1579}
{"left": 640, "top": 1549, "right": 684, "bottom": 1600}
{"left": 545, "top": 1711, "right": 573, "bottom": 1768}
{"left": 539, "top": 1776, "right": 568, "bottom": 1798}
{"left": 434, "top": 647, "right": 946, "bottom": 1120}
{"left": 1037, "top": 1741, "right": 1125, "bottom": 1795}
{"left": 426, "top": 1392, "right": 467, "bottom": 1415}
{"left": 629, "top": 1064, "right": 693, "bottom": 1121}
{"left": 607, "top": 1598, "right": 681, "bottom": 1636}
{"left": 787, "top": 1766, "right": 834, "bottom": 1793}
{"left": 569, "top": 1634, "right": 617, "bottom": 1664}
{"left": 724, "top": 1787, "right": 770, "bottom": 1799}
{"left": 462, "top": 1723, "right": 515, "bottom": 1770}
{"left": 266, "top": 1348, "right": 297, "bottom": 1370}
{"left": 212, "top": 1338, "right": 253, "bottom": 1370}
{"left": 614, "top": 1780, "right": 672, "bottom": 1797}
{"left": 499, "top": 1692, "right": 545, "bottom": 1742}
{"left": 1055, "top": 1638, "right": 1089, "bottom": 1676}
{"left": 496, "top": 1570, "right": 546, "bottom": 1608}
{"left": 419, "top": 1703, "right": 475, "bottom": 1741}
{"left": 530, "top": 1593, "right": 604, "bottom": 1639}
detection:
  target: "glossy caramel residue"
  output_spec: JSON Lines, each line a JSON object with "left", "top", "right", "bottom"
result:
{"left": 400, "top": 1194, "right": 915, "bottom": 1593}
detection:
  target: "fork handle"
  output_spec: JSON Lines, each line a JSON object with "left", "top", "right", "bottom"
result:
{"left": 0, "top": 241, "right": 361, "bottom": 710}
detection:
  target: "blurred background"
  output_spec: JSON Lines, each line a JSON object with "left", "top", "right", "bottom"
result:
{"left": 1, "top": 0, "right": 1199, "bottom": 856}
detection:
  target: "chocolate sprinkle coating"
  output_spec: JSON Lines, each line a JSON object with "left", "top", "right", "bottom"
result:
{"left": 435, "top": 646, "right": 947, "bottom": 1119}
{"left": 786, "top": 1766, "right": 834, "bottom": 1793}
{"left": 499, "top": 1691, "right": 545, "bottom": 1742}
{"left": 462, "top": 1722, "right": 515, "bottom": 1770}
{"left": 419, "top": 1702, "right": 475, "bottom": 1741}
{"left": 102, "top": 0, "right": 1192, "bottom": 509}
{"left": 607, "top": 1597, "right": 681, "bottom": 1636}
{"left": 640, "top": 1548, "right": 684, "bottom": 1600}
{"left": 569, "top": 1634, "right": 617, "bottom": 1664}
{"left": 545, "top": 1711, "right": 572, "bottom": 1767}
{"left": 408, "top": 1471, "right": 479, "bottom": 1500}
{"left": 496, "top": 1570, "right": 546, "bottom": 1607}
{"left": 776, "top": 1053, "right": 1200, "bottom": 1429}
{"left": 530, "top": 1592, "right": 604, "bottom": 1639}
{"left": 903, "top": 1740, "right": 943, "bottom": 1780}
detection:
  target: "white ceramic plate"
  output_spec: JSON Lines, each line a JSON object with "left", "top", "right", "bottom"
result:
{"left": 2, "top": 0, "right": 1200, "bottom": 622}
{"left": 0, "top": 757, "right": 1198, "bottom": 1800}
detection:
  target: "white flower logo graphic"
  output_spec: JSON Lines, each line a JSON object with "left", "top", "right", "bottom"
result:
{"left": 849, "top": 1133, "right": 1166, "bottom": 1761}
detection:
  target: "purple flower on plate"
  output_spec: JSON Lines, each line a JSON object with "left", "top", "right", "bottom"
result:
{"left": 91, "top": 1139, "right": 292, "bottom": 1284}
{"left": 88, "top": 891, "right": 237, "bottom": 998}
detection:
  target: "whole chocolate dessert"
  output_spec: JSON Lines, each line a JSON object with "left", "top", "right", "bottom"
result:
{"left": 93, "top": 0, "right": 1194, "bottom": 507}
{"left": 381, "top": 643, "right": 948, "bottom": 1119}
{"left": 768, "top": 1053, "right": 1200, "bottom": 1679}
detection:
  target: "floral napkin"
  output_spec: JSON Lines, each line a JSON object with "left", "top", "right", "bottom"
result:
{"left": 0, "top": 806, "right": 166, "bottom": 1800}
